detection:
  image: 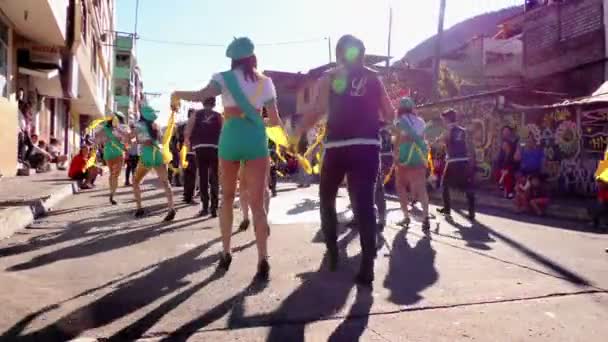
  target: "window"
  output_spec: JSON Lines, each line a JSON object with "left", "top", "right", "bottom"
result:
{"left": 116, "top": 54, "right": 130, "bottom": 67}
{"left": 0, "top": 19, "right": 8, "bottom": 98}
{"left": 303, "top": 87, "right": 310, "bottom": 104}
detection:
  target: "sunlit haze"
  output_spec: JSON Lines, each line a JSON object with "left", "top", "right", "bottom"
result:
{"left": 117, "top": 0, "right": 522, "bottom": 124}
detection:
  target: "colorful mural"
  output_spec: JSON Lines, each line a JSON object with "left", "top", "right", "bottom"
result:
{"left": 581, "top": 110, "right": 608, "bottom": 154}
{"left": 420, "top": 96, "right": 600, "bottom": 196}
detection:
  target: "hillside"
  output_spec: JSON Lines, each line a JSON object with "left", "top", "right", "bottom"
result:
{"left": 403, "top": 6, "right": 524, "bottom": 66}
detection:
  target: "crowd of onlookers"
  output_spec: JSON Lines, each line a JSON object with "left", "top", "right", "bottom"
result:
{"left": 17, "top": 94, "right": 69, "bottom": 174}
{"left": 490, "top": 126, "right": 550, "bottom": 216}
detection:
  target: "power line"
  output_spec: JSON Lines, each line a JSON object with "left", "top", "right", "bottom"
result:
{"left": 136, "top": 36, "right": 327, "bottom": 48}
{"left": 138, "top": 37, "right": 224, "bottom": 47}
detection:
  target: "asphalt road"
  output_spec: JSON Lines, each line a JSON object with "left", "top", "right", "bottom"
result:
{"left": 0, "top": 179, "right": 607, "bottom": 341}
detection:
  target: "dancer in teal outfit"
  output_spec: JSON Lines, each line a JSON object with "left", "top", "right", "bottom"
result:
{"left": 172, "top": 37, "right": 284, "bottom": 281}
{"left": 131, "top": 105, "right": 176, "bottom": 222}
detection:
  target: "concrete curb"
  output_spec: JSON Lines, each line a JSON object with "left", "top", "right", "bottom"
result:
{"left": 0, "top": 182, "right": 79, "bottom": 240}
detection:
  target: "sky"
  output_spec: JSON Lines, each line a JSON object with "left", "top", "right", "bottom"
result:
{"left": 116, "top": 0, "right": 522, "bottom": 124}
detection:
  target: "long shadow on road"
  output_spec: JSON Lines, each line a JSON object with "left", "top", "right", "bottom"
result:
{"left": 2, "top": 232, "right": 253, "bottom": 341}
{"left": 6, "top": 215, "right": 214, "bottom": 272}
{"left": 443, "top": 210, "right": 594, "bottom": 287}
{"left": 158, "top": 228, "right": 363, "bottom": 342}
{"left": 383, "top": 230, "right": 438, "bottom": 306}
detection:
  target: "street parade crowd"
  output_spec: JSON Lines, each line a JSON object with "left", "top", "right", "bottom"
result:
{"left": 62, "top": 34, "right": 608, "bottom": 287}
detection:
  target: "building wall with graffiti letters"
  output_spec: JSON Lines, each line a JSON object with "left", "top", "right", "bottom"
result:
{"left": 420, "top": 95, "right": 606, "bottom": 197}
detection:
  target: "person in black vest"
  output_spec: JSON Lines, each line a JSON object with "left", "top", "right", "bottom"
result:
{"left": 182, "top": 109, "right": 198, "bottom": 203}
{"left": 184, "top": 98, "right": 223, "bottom": 217}
{"left": 294, "top": 34, "right": 395, "bottom": 287}
{"left": 437, "top": 109, "right": 476, "bottom": 220}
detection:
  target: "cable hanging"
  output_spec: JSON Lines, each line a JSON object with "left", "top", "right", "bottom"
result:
{"left": 137, "top": 36, "right": 327, "bottom": 48}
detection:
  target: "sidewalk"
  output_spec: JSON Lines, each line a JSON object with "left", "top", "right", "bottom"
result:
{"left": 0, "top": 170, "right": 78, "bottom": 239}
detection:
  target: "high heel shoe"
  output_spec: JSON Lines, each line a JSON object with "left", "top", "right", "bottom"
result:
{"left": 218, "top": 253, "right": 232, "bottom": 271}
{"left": 163, "top": 209, "right": 176, "bottom": 222}
{"left": 238, "top": 219, "right": 250, "bottom": 231}
{"left": 110, "top": 196, "right": 118, "bottom": 205}
{"left": 134, "top": 208, "right": 145, "bottom": 218}
{"left": 255, "top": 258, "right": 270, "bottom": 281}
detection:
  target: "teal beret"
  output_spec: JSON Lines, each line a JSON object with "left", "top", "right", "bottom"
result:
{"left": 226, "top": 37, "right": 255, "bottom": 60}
{"left": 140, "top": 105, "right": 158, "bottom": 122}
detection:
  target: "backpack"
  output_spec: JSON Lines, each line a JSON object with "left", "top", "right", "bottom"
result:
{"left": 397, "top": 115, "right": 428, "bottom": 167}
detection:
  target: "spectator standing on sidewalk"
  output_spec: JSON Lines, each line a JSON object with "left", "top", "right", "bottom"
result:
{"left": 494, "top": 126, "right": 519, "bottom": 199}
{"left": 184, "top": 98, "right": 223, "bottom": 217}
{"left": 17, "top": 97, "right": 34, "bottom": 165}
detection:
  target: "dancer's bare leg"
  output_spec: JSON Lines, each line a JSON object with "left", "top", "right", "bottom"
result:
{"left": 219, "top": 159, "right": 240, "bottom": 254}
{"left": 133, "top": 164, "right": 149, "bottom": 210}
{"left": 396, "top": 166, "right": 411, "bottom": 224}
{"left": 244, "top": 157, "right": 271, "bottom": 262}
{"left": 107, "top": 157, "right": 124, "bottom": 204}
{"left": 154, "top": 165, "right": 175, "bottom": 210}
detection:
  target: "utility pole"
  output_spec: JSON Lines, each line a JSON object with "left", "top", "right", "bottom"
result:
{"left": 327, "top": 36, "right": 332, "bottom": 63}
{"left": 386, "top": 6, "right": 393, "bottom": 68}
{"left": 134, "top": 0, "right": 140, "bottom": 38}
{"left": 432, "top": 0, "right": 447, "bottom": 100}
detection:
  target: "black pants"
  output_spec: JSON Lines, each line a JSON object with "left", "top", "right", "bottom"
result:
{"left": 320, "top": 145, "right": 380, "bottom": 275}
{"left": 18, "top": 132, "right": 34, "bottom": 163}
{"left": 269, "top": 165, "right": 278, "bottom": 195}
{"left": 347, "top": 157, "right": 387, "bottom": 228}
{"left": 184, "top": 148, "right": 219, "bottom": 211}
{"left": 442, "top": 160, "right": 475, "bottom": 215}
{"left": 125, "top": 155, "right": 139, "bottom": 184}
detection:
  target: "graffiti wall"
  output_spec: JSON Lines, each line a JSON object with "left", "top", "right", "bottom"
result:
{"left": 522, "top": 108, "right": 597, "bottom": 195}
{"left": 420, "top": 96, "right": 602, "bottom": 196}
{"left": 419, "top": 96, "right": 511, "bottom": 182}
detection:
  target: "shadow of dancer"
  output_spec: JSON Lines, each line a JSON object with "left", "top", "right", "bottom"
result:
{"left": 286, "top": 198, "right": 321, "bottom": 216}
{"left": 327, "top": 287, "right": 374, "bottom": 342}
{"left": 158, "top": 277, "right": 269, "bottom": 342}
{"left": 5, "top": 234, "right": 249, "bottom": 341}
{"left": 447, "top": 212, "right": 495, "bottom": 251}
{"left": 107, "top": 242, "right": 255, "bottom": 341}
{"left": 6, "top": 216, "right": 213, "bottom": 272}
{"left": 240, "top": 229, "right": 363, "bottom": 342}
{"left": 383, "top": 230, "right": 438, "bottom": 306}
{"left": 159, "top": 228, "right": 364, "bottom": 342}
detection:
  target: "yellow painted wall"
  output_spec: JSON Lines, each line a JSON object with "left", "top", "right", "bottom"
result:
{"left": 0, "top": 97, "right": 18, "bottom": 176}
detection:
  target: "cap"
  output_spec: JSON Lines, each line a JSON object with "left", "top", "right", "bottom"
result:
{"left": 140, "top": 105, "right": 158, "bottom": 122}
{"left": 226, "top": 37, "right": 255, "bottom": 60}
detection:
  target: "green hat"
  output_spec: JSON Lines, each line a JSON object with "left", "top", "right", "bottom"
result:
{"left": 399, "top": 97, "right": 415, "bottom": 110}
{"left": 140, "top": 105, "right": 157, "bottom": 122}
{"left": 226, "top": 37, "right": 255, "bottom": 60}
